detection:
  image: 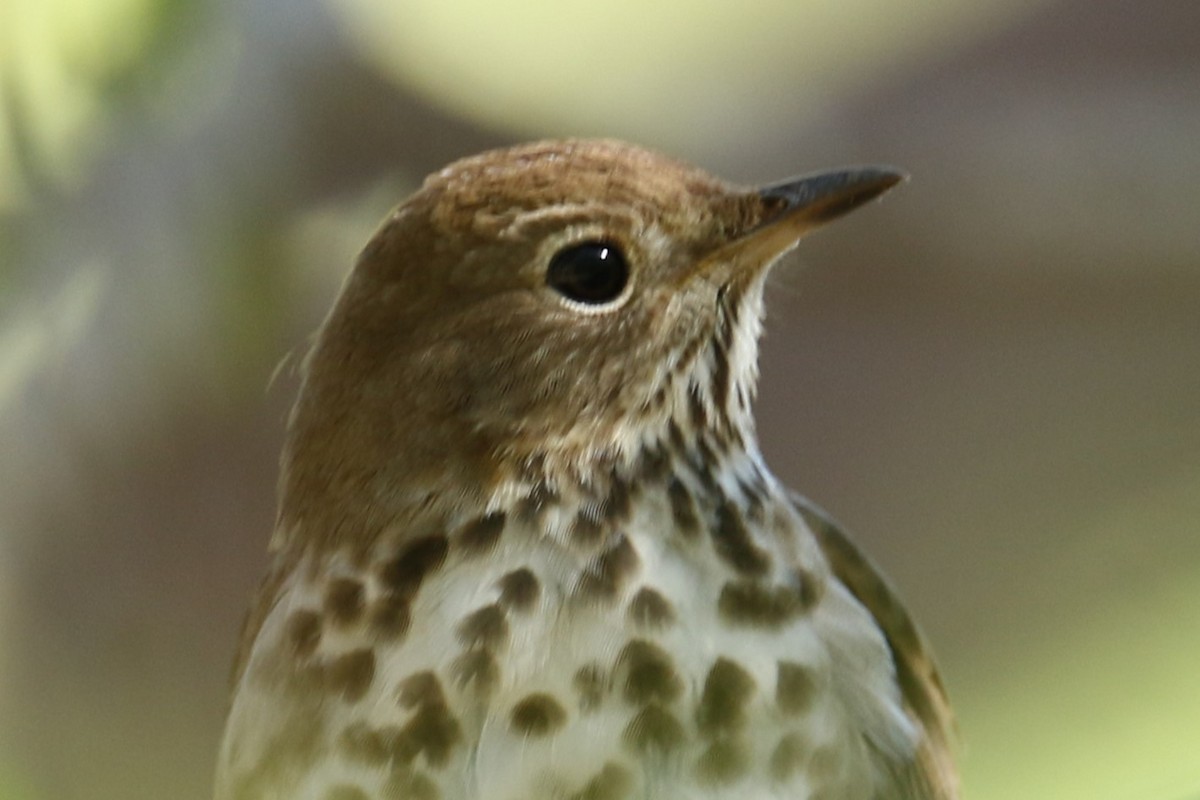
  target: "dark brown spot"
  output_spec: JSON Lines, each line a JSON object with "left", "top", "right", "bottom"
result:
{"left": 717, "top": 580, "right": 809, "bottom": 628}
{"left": 338, "top": 722, "right": 389, "bottom": 765}
{"left": 577, "top": 534, "right": 639, "bottom": 600}
{"left": 391, "top": 676, "right": 462, "bottom": 766}
{"left": 622, "top": 703, "right": 685, "bottom": 754}
{"left": 380, "top": 535, "right": 449, "bottom": 597}
{"left": 451, "top": 648, "right": 499, "bottom": 698}
{"left": 776, "top": 661, "right": 817, "bottom": 715}
{"left": 769, "top": 731, "right": 810, "bottom": 782}
{"left": 383, "top": 766, "right": 441, "bottom": 800}
{"left": 627, "top": 587, "right": 676, "bottom": 630}
{"left": 392, "top": 705, "right": 463, "bottom": 766}
{"left": 667, "top": 418, "right": 688, "bottom": 452}
{"left": 456, "top": 603, "right": 509, "bottom": 648}
{"left": 711, "top": 502, "right": 770, "bottom": 576}
{"left": 800, "top": 566, "right": 825, "bottom": 608}
{"left": 570, "top": 510, "right": 606, "bottom": 547}
{"left": 637, "top": 445, "right": 671, "bottom": 482}
{"left": 696, "top": 433, "right": 724, "bottom": 468}
{"left": 369, "top": 593, "right": 411, "bottom": 640}
{"left": 456, "top": 512, "right": 506, "bottom": 555}
{"left": 285, "top": 609, "right": 321, "bottom": 657}
{"left": 737, "top": 478, "right": 766, "bottom": 525}
{"left": 327, "top": 648, "right": 375, "bottom": 702}
{"left": 497, "top": 567, "right": 540, "bottom": 612}
{"left": 323, "top": 785, "right": 369, "bottom": 800}
{"left": 667, "top": 479, "right": 701, "bottom": 540}
{"left": 323, "top": 577, "right": 365, "bottom": 627}
{"left": 510, "top": 693, "right": 568, "bottom": 737}
{"left": 603, "top": 381, "right": 623, "bottom": 409}
{"left": 605, "top": 476, "right": 634, "bottom": 525}
{"left": 710, "top": 339, "right": 732, "bottom": 417}
{"left": 677, "top": 332, "right": 707, "bottom": 373}
{"left": 397, "top": 671, "right": 447, "bottom": 708}
{"left": 615, "top": 640, "right": 682, "bottom": 705}
{"left": 515, "top": 481, "right": 556, "bottom": 526}
{"left": 574, "top": 663, "right": 608, "bottom": 711}
{"left": 693, "top": 739, "right": 749, "bottom": 786}
{"left": 696, "top": 657, "right": 756, "bottom": 736}
{"left": 692, "top": 458, "right": 722, "bottom": 495}
{"left": 651, "top": 386, "right": 668, "bottom": 412}
{"left": 568, "top": 761, "right": 634, "bottom": 800}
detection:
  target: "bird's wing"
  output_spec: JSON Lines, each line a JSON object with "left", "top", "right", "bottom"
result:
{"left": 790, "top": 492, "right": 960, "bottom": 800}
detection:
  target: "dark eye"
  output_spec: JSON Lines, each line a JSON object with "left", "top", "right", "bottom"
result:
{"left": 546, "top": 240, "right": 629, "bottom": 305}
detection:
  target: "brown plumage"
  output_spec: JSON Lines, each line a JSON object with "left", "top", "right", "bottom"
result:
{"left": 217, "top": 139, "right": 958, "bottom": 800}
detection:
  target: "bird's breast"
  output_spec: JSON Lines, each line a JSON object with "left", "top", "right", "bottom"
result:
{"left": 216, "top": 453, "right": 916, "bottom": 800}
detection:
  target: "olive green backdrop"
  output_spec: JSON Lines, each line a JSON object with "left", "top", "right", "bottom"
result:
{"left": 1, "top": 1, "right": 1197, "bottom": 798}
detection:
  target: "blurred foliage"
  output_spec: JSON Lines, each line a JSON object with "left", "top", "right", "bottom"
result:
{"left": 0, "top": 0, "right": 195, "bottom": 210}
{"left": 333, "top": 0, "right": 1051, "bottom": 154}
{"left": 954, "top": 470, "right": 1200, "bottom": 799}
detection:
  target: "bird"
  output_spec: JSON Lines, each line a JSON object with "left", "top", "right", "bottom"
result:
{"left": 214, "top": 139, "right": 958, "bottom": 800}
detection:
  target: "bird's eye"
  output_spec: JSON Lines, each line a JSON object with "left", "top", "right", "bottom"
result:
{"left": 546, "top": 241, "right": 629, "bottom": 306}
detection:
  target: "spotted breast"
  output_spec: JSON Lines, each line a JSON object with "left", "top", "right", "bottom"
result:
{"left": 217, "top": 448, "right": 942, "bottom": 800}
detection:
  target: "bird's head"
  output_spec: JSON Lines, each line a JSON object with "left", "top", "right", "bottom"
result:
{"left": 280, "top": 139, "right": 901, "bottom": 546}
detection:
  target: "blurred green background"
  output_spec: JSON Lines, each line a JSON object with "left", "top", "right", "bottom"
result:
{"left": 1, "top": 0, "right": 1198, "bottom": 798}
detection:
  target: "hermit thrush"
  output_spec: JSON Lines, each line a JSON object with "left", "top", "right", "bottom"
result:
{"left": 215, "top": 139, "right": 957, "bottom": 800}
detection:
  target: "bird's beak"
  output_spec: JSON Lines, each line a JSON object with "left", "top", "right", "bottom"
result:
{"left": 755, "top": 166, "right": 906, "bottom": 236}
{"left": 697, "top": 166, "right": 906, "bottom": 284}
